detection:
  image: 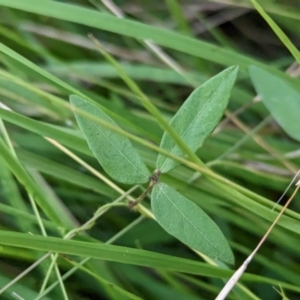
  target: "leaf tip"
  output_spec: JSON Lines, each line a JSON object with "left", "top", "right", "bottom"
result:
{"left": 229, "top": 65, "right": 239, "bottom": 76}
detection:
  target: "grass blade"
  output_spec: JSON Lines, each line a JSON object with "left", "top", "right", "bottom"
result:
{"left": 0, "top": 138, "right": 64, "bottom": 227}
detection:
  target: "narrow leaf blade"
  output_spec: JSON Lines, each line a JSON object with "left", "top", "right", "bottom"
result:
{"left": 156, "top": 66, "right": 238, "bottom": 173}
{"left": 70, "top": 95, "right": 150, "bottom": 184}
{"left": 249, "top": 65, "right": 300, "bottom": 141}
{"left": 151, "top": 183, "right": 234, "bottom": 264}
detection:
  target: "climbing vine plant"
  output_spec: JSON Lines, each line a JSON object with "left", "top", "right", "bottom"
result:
{"left": 70, "top": 65, "right": 238, "bottom": 264}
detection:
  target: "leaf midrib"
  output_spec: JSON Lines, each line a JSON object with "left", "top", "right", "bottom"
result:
{"left": 157, "top": 184, "right": 227, "bottom": 260}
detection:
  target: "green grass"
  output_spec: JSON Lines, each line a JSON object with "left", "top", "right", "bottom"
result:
{"left": 0, "top": 1, "right": 299, "bottom": 299}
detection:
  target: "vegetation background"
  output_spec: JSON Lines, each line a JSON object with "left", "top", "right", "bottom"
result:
{"left": 0, "top": 0, "right": 299, "bottom": 299}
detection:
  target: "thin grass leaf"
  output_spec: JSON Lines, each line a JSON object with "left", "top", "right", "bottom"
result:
{"left": 151, "top": 183, "right": 234, "bottom": 264}
{"left": 0, "top": 77, "right": 63, "bottom": 119}
{"left": 46, "top": 62, "right": 206, "bottom": 86}
{"left": 0, "top": 157, "right": 32, "bottom": 232}
{"left": 70, "top": 95, "right": 150, "bottom": 184}
{"left": 0, "top": 202, "right": 56, "bottom": 231}
{"left": 1, "top": 0, "right": 300, "bottom": 101}
{"left": 0, "top": 0, "right": 278, "bottom": 73}
{"left": 0, "top": 138, "right": 65, "bottom": 227}
{"left": 249, "top": 66, "right": 300, "bottom": 141}
{"left": 64, "top": 261, "right": 143, "bottom": 300}
{"left": 0, "top": 0, "right": 251, "bottom": 69}
{"left": 156, "top": 66, "right": 238, "bottom": 173}
{"left": 0, "top": 107, "right": 91, "bottom": 154}
{"left": 17, "top": 149, "right": 118, "bottom": 199}
{"left": 0, "top": 230, "right": 230, "bottom": 278}
{"left": 250, "top": 0, "right": 300, "bottom": 64}
{"left": 0, "top": 274, "right": 52, "bottom": 300}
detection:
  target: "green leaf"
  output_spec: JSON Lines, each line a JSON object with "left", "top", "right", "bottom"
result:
{"left": 156, "top": 66, "right": 238, "bottom": 173}
{"left": 151, "top": 183, "right": 234, "bottom": 264}
{"left": 70, "top": 95, "right": 150, "bottom": 184}
{"left": 249, "top": 66, "right": 300, "bottom": 141}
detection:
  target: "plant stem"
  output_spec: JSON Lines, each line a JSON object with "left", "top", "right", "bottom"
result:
{"left": 129, "top": 170, "right": 161, "bottom": 208}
